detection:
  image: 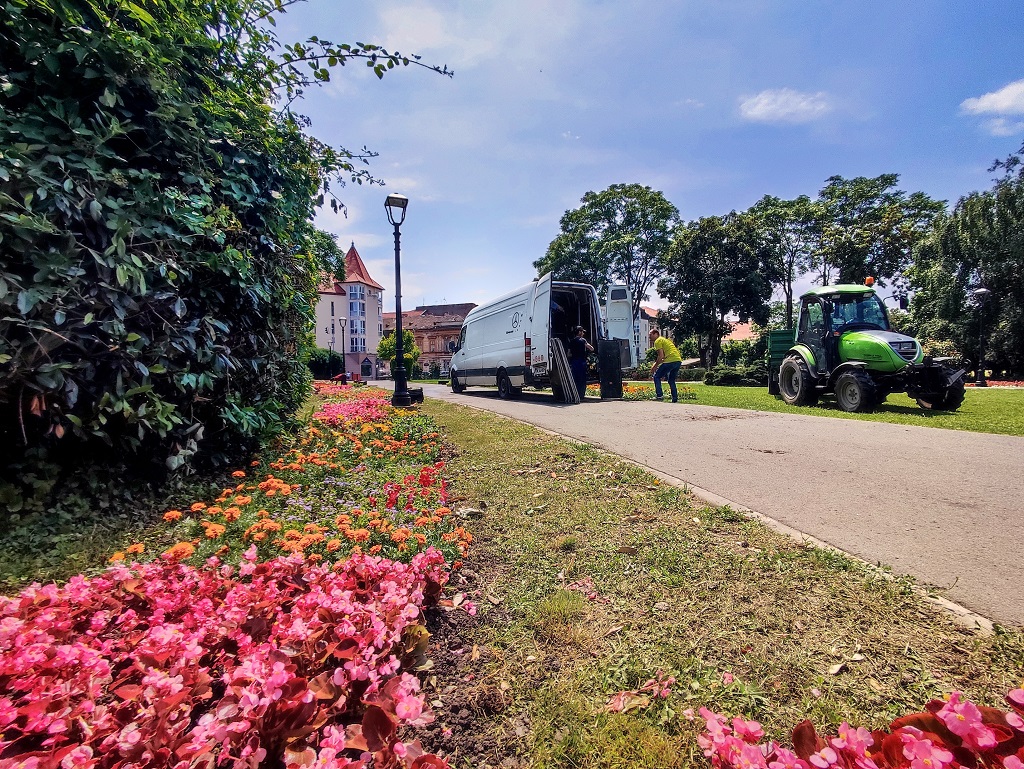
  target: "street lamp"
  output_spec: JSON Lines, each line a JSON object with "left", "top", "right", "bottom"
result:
{"left": 337, "top": 317, "right": 347, "bottom": 380}
{"left": 973, "top": 287, "right": 991, "bottom": 387}
{"left": 385, "top": 193, "right": 411, "bottom": 407}
{"left": 324, "top": 326, "right": 336, "bottom": 379}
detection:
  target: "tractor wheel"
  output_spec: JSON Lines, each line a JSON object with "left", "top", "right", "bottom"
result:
{"left": 451, "top": 373, "right": 466, "bottom": 394}
{"left": 778, "top": 357, "right": 818, "bottom": 406}
{"left": 834, "top": 370, "right": 877, "bottom": 413}
{"left": 873, "top": 390, "right": 889, "bottom": 407}
{"left": 916, "top": 378, "right": 966, "bottom": 411}
{"left": 497, "top": 369, "right": 514, "bottom": 400}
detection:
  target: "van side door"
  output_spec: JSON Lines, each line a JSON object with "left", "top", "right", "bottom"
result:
{"left": 529, "top": 273, "right": 553, "bottom": 374}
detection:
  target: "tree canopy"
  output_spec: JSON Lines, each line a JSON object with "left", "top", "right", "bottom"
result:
{"left": 658, "top": 213, "right": 780, "bottom": 367}
{"left": 534, "top": 184, "right": 679, "bottom": 320}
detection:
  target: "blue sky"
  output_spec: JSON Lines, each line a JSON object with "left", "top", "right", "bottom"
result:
{"left": 279, "top": 1, "right": 1024, "bottom": 310}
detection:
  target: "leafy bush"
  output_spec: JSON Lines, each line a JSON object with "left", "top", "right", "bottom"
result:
{"left": 307, "top": 347, "right": 346, "bottom": 380}
{"left": 677, "top": 366, "right": 707, "bottom": 382}
{"left": 704, "top": 363, "right": 767, "bottom": 387}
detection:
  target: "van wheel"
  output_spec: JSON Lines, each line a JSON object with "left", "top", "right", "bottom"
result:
{"left": 451, "top": 373, "right": 465, "bottom": 393}
{"left": 497, "top": 370, "right": 514, "bottom": 400}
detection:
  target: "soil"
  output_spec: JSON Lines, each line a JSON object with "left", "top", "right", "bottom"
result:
{"left": 409, "top": 563, "right": 530, "bottom": 769}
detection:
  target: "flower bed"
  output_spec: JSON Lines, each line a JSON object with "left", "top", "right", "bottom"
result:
{"left": 698, "top": 689, "right": 1024, "bottom": 769}
{"left": 586, "top": 383, "right": 698, "bottom": 401}
{"left": 0, "top": 551, "right": 449, "bottom": 768}
{"left": 2, "top": 384, "right": 463, "bottom": 768}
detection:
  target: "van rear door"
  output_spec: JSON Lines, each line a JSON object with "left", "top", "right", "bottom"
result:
{"left": 530, "top": 272, "right": 553, "bottom": 373}
{"left": 605, "top": 284, "right": 636, "bottom": 367}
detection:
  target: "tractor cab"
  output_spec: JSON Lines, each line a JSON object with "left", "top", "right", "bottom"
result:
{"left": 795, "top": 287, "right": 892, "bottom": 374}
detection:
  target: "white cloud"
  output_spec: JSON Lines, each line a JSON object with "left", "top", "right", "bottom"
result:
{"left": 960, "top": 79, "right": 1024, "bottom": 136}
{"left": 738, "top": 88, "right": 832, "bottom": 123}
{"left": 960, "top": 79, "right": 1024, "bottom": 116}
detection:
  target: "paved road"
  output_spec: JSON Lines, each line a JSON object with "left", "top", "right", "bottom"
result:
{"left": 391, "top": 382, "right": 1024, "bottom": 626}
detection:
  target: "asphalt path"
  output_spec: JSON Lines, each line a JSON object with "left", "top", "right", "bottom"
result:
{"left": 384, "top": 381, "right": 1024, "bottom": 626}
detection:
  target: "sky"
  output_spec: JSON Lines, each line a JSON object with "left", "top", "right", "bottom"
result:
{"left": 277, "top": 1, "right": 1024, "bottom": 311}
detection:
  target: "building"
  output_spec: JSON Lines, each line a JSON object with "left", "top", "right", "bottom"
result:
{"left": 383, "top": 303, "right": 477, "bottom": 376}
{"left": 314, "top": 243, "right": 385, "bottom": 380}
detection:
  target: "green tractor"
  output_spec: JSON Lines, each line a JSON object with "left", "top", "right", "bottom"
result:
{"left": 768, "top": 284, "right": 967, "bottom": 412}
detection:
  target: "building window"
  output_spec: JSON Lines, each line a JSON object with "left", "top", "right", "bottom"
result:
{"left": 330, "top": 301, "right": 334, "bottom": 316}
{"left": 358, "top": 301, "right": 366, "bottom": 317}
{"left": 379, "top": 323, "right": 383, "bottom": 335}
{"left": 350, "top": 337, "right": 358, "bottom": 353}
{"left": 348, "top": 285, "right": 365, "bottom": 300}
{"left": 359, "top": 320, "right": 366, "bottom": 335}
{"left": 349, "top": 319, "right": 358, "bottom": 336}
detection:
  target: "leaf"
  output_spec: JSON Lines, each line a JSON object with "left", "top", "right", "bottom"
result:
{"left": 605, "top": 691, "right": 650, "bottom": 713}
{"left": 828, "top": 662, "right": 846, "bottom": 675}
{"left": 99, "top": 88, "right": 117, "bottom": 107}
{"left": 361, "top": 706, "right": 395, "bottom": 752}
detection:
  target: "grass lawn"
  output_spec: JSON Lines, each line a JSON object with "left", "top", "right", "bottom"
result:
{"left": 423, "top": 398, "right": 1024, "bottom": 768}
{"left": 623, "top": 381, "right": 1024, "bottom": 437}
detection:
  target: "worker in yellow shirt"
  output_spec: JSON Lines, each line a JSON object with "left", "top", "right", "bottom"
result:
{"left": 649, "top": 328, "right": 683, "bottom": 402}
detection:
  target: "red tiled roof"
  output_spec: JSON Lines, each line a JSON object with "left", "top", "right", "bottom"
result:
{"left": 344, "top": 243, "right": 383, "bottom": 290}
{"left": 723, "top": 321, "right": 756, "bottom": 341}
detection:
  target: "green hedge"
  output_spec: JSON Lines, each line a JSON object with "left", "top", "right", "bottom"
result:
{"left": 308, "top": 348, "right": 346, "bottom": 380}
{"left": 704, "top": 363, "right": 767, "bottom": 387}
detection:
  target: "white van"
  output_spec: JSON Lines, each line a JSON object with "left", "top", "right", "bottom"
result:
{"left": 449, "top": 272, "right": 609, "bottom": 399}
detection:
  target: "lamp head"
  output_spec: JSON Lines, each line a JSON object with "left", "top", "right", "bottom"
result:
{"left": 973, "top": 287, "right": 991, "bottom": 298}
{"left": 385, "top": 194, "right": 409, "bottom": 226}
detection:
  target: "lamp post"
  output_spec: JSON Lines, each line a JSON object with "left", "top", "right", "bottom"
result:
{"left": 973, "top": 287, "right": 991, "bottom": 387}
{"left": 337, "top": 317, "right": 347, "bottom": 380}
{"left": 385, "top": 193, "right": 411, "bottom": 407}
{"left": 324, "top": 326, "right": 336, "bottom": 379}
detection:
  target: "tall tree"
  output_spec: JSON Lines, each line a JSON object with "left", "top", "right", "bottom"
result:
{"left": 909, "top": 143, "right": 1024, "bottom": 375}
{"left": 534, "top": 184, "right": 680, "bottom": 321}
{"left": 808, "top": 174, "right": 945, "bottom": 287}
{"left": 747, "top": 195, "right": 818, "bottom": 328}
{"left": 658, "top": 213, "right": 781, "bottom": 367}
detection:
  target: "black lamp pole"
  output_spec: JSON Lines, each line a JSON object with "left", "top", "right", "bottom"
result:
{"left": 974, "top": 287, "right": 991, "bottom": 387}
{"left": 386, "top": 194, "right": 412, "bottom": 407}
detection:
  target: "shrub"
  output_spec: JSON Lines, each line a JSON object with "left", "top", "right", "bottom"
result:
{"left": 677, "top": 366, "right": 707, "bottom": 382}
{"left": 308, "top": 347, "right": 346, "bottom": 380}
{"left": 704, "top": 363, "right": 767, "bottom": 387}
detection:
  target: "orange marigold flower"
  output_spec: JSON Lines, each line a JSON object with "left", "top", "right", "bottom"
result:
{"left": 266, "top": 490, "right": 276, "bottom": 497}
{"left": 223, "top": 507, "right": 243, "bottom": 522}
{"left": 190, "top": 502, "right": 207, "bottom": 512}
{"left": 251, "top": 460, "right": 260, "bottom": 467}
{"left": 207, "top": 506, "right": 223, "bottom": 516}
{"left": 414, "top": 533, "right": 426, "bottom": 546}
{"left": 253, "top": 532, "right": 267, "bottom": 542}
{"left": 326, "top": 539, "right": 342, "bottom": 553}
{"left": 308, "top": 553, "right": 323, "bottom": 562}
{"left": 347, "top": 528, "right": 371, "bottom": 543}
{"left": 368, "top": 545, "right": 382, "bottom": 555}
{"left": 164, "top": 509, "right": 183, "bottom": 522}
{"left": 235, "top": 483, "right": 245, "bottom": 491}
{"left": 126, "top": 543, "right": 145, "bottom": 555}
{"left": 165, "top": 542, "right": 195, "bottom": 560}
{"left": 284, "top": 529, "right": 302, "bottom": 541}
{"left": 257, "top": 509, "right": 270, "bottom": 519}
{"left": 335, "top": 514, "right": 352, "bottom": 528}
{"left": 109, "top": 551, "right": 125, "bottom": 563}
{"left": 390, "top": 528, "right": 412, "bottom": 544}
{"left": 303, "top": 523, "right": 323, "bottom": 534}
{"left": 232, "top": 470, "right": 246, "bottom": 478}
{"left": 216, "top": 545, "right": 230, "bottom": 555}
{"left": 202, "top": 522, "right": 226, "bottom": 539}
{"left": 233, "top": 496, "right": 252, "bottom": 506}
{"left": 222, "top": 488, "right": 234, "bottom": 497}
{"left": 263, "top": 521, "right": 282, "bottom": 533}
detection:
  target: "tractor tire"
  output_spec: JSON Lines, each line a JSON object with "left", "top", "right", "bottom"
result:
{"left": 873, "top": 390, "right": 889, "bottom": 407}
{"left": 916, "top": 378, "right": 966, "bottom": 411}
{"left": 497, "top": 369, "right": 514, "bottom": 400}
{"left": 778, "top": 357, "right": 819, "bottom": 406}
{"left": 451, "top": 373, "right": 466, "bottom": 393}
{"left": 834, "top": 369, "right": 877, "bottom": 413}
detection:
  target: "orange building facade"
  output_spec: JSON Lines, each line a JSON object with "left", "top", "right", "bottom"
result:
{"left": 383, "top": 303, "right": 476, "bottom": 376}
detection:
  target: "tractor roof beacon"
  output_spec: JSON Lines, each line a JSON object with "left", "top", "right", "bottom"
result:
{"left": 767, "top": 284, "right": 967, "bottom": 413}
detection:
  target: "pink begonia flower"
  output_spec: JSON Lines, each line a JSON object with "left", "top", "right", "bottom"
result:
{"left": 1008, "top": 712, "right": 1024, "bottom": 731}
{"left": 61, "top": 745, "right": 95, "bottom": 769}
{"left": 462, "top": 601, "right": 477, "bottom": 616}
{"left": 1009, "top": 690, "right": 1024, "bottom": 708}
{"left": 832, "top": 722, "right": 874, "bottom": 757}
{"left": 1003, "top": 757, "right": 1024, "bottom": 769}
{"left": 732, "top": 716, "right": 765, "bottom": 743}
{"left": 682, "top": 708, "right": 696, "bottom": 721}
{"left": 769, "top": 746, "right": 810, "bottom": 769}
{"left": 901, "top": 732, "right": 954, "bottom": 769}
{"left": 937, "top": 691, "right": 998, "bottom": 750}
{"left": 723, "top": 672, "right": 735, "bottom": 685}
{"left": 809, "top": 746, "right": 838, "bottom": 768}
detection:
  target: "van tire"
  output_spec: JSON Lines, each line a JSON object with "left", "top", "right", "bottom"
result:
{"left": 451, "top": 373, "right": 466, "bottom": 393}
{"left": 497, "top": 370, "right": 514, "bottom": 400}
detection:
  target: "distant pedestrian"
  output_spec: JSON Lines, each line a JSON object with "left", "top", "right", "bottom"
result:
{"left": 569, "top": 325, "right": 594, "bottom": 400}
{"left": 649, "top": 328, "right": 682, "bottom": 402}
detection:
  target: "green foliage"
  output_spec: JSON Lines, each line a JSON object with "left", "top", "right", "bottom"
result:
{"left": 908, "top": 144, "right": 1024, "bottom": 375}
{"left": 307, "top": 347, "right": 345, "bottom": 380}
{"left": 748, "top": 195, "right": 817, "bottom": 328}
{"left": 0, "top": 0, "right": 449, "bottom": 483}
{"left": 676, "top": 366, "right": 706, "bottom": 382}
{"left": 377, "top": 329, "right": 421, "bottom": 363}
{"left": 535, "top": 184, "right": 680, "bottom": 320}
{"left": 658, "top": 213, "right": 781, "bottom": 368}
{"left": 703, "top": 363, "right": 767, "bottom": 387}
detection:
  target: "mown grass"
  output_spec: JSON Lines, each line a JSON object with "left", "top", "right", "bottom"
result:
{"left": 424, "top": 399, "right": 1024, "bottom": 769}
{"left": 623, "top": 382, "right": 1024, "bottom": 437}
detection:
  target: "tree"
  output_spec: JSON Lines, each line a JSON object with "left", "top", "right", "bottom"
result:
{"left": 658, "top": 213, "right": 781, "bottom": 367}
{"left": 377, "top": 330, "right": 421, "bottom": 376}
{"left": 908, "top": 144, "right": 1024, "bottom": 375}
{"left": 808, "top": 174, "right": 944, "bottom": 287}
{"left": 534, "top": 184, "right": 680, "bottom": 321}
{"left": 0, "top": 0, "right": 448, "bottom": 482}
{"left": 747, "top": 195, "right": 818, "bottom": 328}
